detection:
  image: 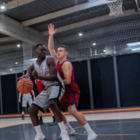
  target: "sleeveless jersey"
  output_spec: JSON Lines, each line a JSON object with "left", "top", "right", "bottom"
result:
{"left": 35, "top": 79, "right": 45, "bottom": 94}
{"left": 57, "top": 60, "right": 80, "bottom": 94}
{"left": 33, "top": 56, "right": 64, "bottom": 89}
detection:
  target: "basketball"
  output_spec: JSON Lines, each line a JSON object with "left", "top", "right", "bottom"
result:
{"left": 17, "top": 78, "right": 33, "bottom": 94}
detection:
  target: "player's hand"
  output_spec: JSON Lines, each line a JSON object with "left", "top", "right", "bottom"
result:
{"left": 18, "top": 75, "right": 30, "bottom": 80}
{"left": 32, "top": 70, "right": 39, "bottom": 79}
{"left": 48, "top": 24, "right": 57, "bottom": 35}
{"left": 19, "top": 99, "right": 21, "bottom": 102}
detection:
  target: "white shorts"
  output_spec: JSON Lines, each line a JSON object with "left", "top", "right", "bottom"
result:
{"left": 33, "top": 85, "right": 64, "bottom": 112}
{"left": 22, "top": 98, "right": 33, "bottom": 107}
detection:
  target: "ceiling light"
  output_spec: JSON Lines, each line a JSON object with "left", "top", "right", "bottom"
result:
{"left": 10, "top": 69, "right": 12, "bottom": 71}
{"left": 15, "top": 62, "right": 18, "bottom": 64}
{"left": 79, "top": 33, "right": 83, "bottom": 36}
{"left": 17, "top": 44, "right": 21, "bottom": 47}
{"left": 127, "top": 42, "right": 140, "bottom": 47}
{"left": 0, "top": 3, "right": 7, "bottom": 10}
{"left": 93, "top": 43, "right": 96, "bottom": 46}
{"left": 1, "top": 5, "right": 5, "bottom": 10}
{"left": 132, "top": 48, "right": 140, "bottom": 51}
{"left": 103, "top": 50, "right": 106, "bottom": 53}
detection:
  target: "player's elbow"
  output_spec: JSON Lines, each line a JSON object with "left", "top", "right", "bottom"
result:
{"left": 65, "top": 79, "right": 71, "bottom": 85}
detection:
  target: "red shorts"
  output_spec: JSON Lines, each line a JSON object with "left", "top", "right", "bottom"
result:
{"left": 61, "top": 92, "right": 80, "bottom": 111}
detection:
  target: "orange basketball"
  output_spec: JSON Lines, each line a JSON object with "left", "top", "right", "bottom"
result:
{"left": 17, "top": 78, "right": 33, "bottom": 94}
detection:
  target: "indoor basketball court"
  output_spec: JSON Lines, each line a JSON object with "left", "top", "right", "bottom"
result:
{"left": 0, "top": 0, "right": 140, "bottom": 140}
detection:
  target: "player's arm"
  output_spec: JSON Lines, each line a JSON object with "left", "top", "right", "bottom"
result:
{"left": 31, "top": 90, "right": 35, "bottom": 100}
{"left": 32, "top": 57, "right": 57, "bottom": 81}
{"left": 48, "top": 24, "right": 58, "bottom": 61}
{"left": 18, "top": 64, "right": 34, "bottom": 79}
{"left": 19, "top": 92, "right": 22, "bottom": 102}
{"left": 62, "top": 62, "right": 72, "bottom": 85}
{"left": 26, "top": 64, "right": 34, "bottom": 77}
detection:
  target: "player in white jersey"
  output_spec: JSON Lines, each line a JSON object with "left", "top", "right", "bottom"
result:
{"left": 21, "top": 44, "right": 70, "bottom": 140}
{"left": 19, "top": 90, "right": 35, "bottom": 120}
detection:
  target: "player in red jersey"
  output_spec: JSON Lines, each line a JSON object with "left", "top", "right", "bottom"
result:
{"left": 35, "top": 79, "right": 57, "bottom": 126}
{"left": 48, "top": 24, "right": 97, "bottom": 140}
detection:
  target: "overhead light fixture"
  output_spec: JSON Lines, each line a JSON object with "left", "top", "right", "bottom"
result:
{"left": 15, "top": 62, "right": 18, "bottom": 64}
{"left": 127, "top": 42, "right": 140, "bottom": 47}
{"left": 79, "top": 33, "right": 83, "bottom": 36}
{"left": 1, "top": 5, "right": 5, "bottom": 10}
{"left": 132, "top": 48, "right": 140, "bottom": 51}
{"left": 93, "top": 43, "right": 96, "bottom": 46}
{"left": 17, "top": 44, "right": 21, "bottom": 47}
{"left": 10, "top": 69, "right": 12, "bottom": 71}
{"left": 103, "top": 50, "right": 106, "bottom": 53}
{"left": 0, "top": 3, "right": 7, "bottom": 11}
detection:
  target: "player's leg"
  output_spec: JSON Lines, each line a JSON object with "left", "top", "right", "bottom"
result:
{"left": 39, "top": 110, "right": 43, "bottom": 125}
{"left": 48, "top": 99, "right": 70, "bottom": 140}
{"left": 48, "top": 108, "right": 57, "bottom": 126}
{"left": 68, "top": 93, "right": 97, "bottom": 140}
{"left": 21, "top": 107, "right": 25, "bottom": 120}
{"left": 21, "top": 98, "right": 27, "bottom": 120}
{"left": 28, "top": 93, "right": 47, "bottom": 140}
{"left": 48, "top": 86, "right": 70, "bottom": 140}
{"left": 68, "top": 104, "right": 87, "bottom": 125}
{"left": 60, "top": 96, "right": 75, "bottom": 135}
{"left": 30, "top": 98, "right": 44, "bottom": 125}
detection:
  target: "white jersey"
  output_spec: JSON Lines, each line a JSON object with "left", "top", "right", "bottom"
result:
{"left": 33, "top": 56, "right": 64, "bottom": 89}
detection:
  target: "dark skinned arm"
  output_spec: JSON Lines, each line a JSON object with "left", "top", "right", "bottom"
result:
{"left": 32, "top": 57, "right": 57, "bottom": 81}
{"left": 18, "top": 64, "right": 34, "bottom": 79}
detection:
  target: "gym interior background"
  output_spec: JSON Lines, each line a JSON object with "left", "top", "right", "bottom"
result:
{"left": 0, "top": 0, "right": 140, "bottom": 115}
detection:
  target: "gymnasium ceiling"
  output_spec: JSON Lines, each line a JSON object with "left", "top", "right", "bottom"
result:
{"left": 0, "top": 0, "right": 139, "bottom": 74}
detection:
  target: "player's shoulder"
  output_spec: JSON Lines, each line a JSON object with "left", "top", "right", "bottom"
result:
{"left": 63, "top": 60, "right": 72, "bottom": 67}
{"left": 47, "top": 55, "right": 59, "bottom": 62}
{"left": 64, "top": 60, "right": 71, "bottom": 64}
{"left": 46, "top": 55, "right": 56, "bottom": 63}
{"left": 46, "top": 55, "right": 54, "bottom": 60}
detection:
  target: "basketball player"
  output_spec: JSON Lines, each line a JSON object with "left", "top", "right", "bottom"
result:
{"left": 48, "top": 24, "right": 97, "bottom": 140}
{"left": 20, "top": 44, "right": 70, "bottom": 140}
{"left": 19, "top": 90, "right": 35, "bottom": 120}
{"left": 35, "top": 79, "right": 44, "bottom": 125}
{"left": 35, "top": 79, "right": 57, "bottom": 126}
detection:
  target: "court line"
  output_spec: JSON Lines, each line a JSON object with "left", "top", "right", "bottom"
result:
{"left": 74, "top": 133, "right": 137, "bottom": 136}
{"left": 1, "top": 107, "right": 140, "bottom": 118}
{"left": 73, "top": 120, "right": 140, "bottom": 129}
{"left": 73, "top": 121, "right": 138, "bottom": 137}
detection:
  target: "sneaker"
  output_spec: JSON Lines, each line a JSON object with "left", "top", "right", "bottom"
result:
{"left": 58, "top": 127, "right": 75, "bottom": 139}
{"left": 66, "top": 127, "right": 75, "bottom": 135}
{"left": 87, "top": 131, "right": 97, "bottom": 140}
{"left": 39, "top": 119, "right": 43, "bottom": 125}
{"left": 49, "top": 120, "right": 57, "bottom": 126}
{"left": 34, "top": 133, "right": 46, "bottom": 140}
{"left": 61, "top": 131, "right": 70, "bottom": 140}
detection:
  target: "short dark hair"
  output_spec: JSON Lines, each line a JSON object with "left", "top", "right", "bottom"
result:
{"left": 59, "top": 45, "right": 68, "bottom": 52}
{"left": 34, "top": 44, "right": 45, "bottom": 50}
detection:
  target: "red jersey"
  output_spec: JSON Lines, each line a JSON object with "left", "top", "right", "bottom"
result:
{"left": 57, "top": 60, "right": 80, "bottom": 94}
{"left": 35, "top": 79, "right": 45, "bottom": 94}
